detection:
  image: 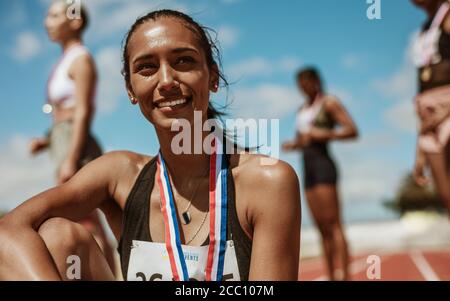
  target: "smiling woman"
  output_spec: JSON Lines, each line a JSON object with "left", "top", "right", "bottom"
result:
{"left": 0, "top": 9, "right": 301, "bottom": 281}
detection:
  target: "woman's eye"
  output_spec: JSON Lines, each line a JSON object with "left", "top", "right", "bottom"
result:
{"left": 176, "top": 56, "right": 195, "bottom": 65}
{"left": 136, "top": 63, "right": 157, "bottom": 73}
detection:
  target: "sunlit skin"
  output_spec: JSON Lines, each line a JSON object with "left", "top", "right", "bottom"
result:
{"left": 411, "top": 0, "right": 450, "bottom": 216}
{"left": 0, "top": 16, "right": 301, "bottom": 281}
{"left": 282, "top": 74, "right": 358, "bottom": 281}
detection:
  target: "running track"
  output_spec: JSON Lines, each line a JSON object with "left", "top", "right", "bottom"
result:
{"left": 299, "top": 249, "right": 450, "bottom": 281}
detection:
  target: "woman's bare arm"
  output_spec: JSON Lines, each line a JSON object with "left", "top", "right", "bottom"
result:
{"left": 309, "top": 98, "right": 359, "bottom": 143}
{"left": 241, "top": 157, "right": 301, "bottom": 280}
{"left": 0, "top": 152, "right": 129, "bottom": 280}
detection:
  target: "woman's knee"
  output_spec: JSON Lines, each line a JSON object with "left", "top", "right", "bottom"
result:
{"left": 318, "top": 220, "right": 341, "bottom": 239}
{"left": 38, "top": 217, "right": 92, "bottom": 253}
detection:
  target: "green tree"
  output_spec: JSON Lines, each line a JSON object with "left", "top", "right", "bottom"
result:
{"left": 384, "top": 173, "right": 444, "bottom": 215}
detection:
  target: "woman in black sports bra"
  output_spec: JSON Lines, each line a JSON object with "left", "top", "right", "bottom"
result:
{"left": 0, "top": 10, "right": 301, "bottom": 281}
{"left": 283, "top": 67, "right": 358, "bottom": 281}
{"left": 411, "top": 0, "right": 450, "bottom": 216}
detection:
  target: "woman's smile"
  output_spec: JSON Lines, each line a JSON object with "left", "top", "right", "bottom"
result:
{"left": 154, "top": 95, "right": 194, "bottom": 114}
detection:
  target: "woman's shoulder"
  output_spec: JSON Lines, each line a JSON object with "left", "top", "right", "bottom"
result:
{"left": 323, "top": 94, "right": 340, "bottom": 105}
{"left": 100, "top": 150, "right": 152, "bottom": 169}
{"left": 90, "top": 151, "right": 153, "bottom": 206}
{"left": 230, "top": 153, "right": 299, "bottom": 190}
{"left": 322, "top": 94, "right": 344, "bottom": 113}
{"left": 230, "top": 153, "right": 300, "bottom": 227}
{"left": 89, "top": 151, "right": 153, "bottom": 181}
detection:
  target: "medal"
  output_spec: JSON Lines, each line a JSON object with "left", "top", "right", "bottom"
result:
{"left": 415, "top": 2, "right": 450, "bottom": 82}
{"left": 181, "top": 211, "right": 191, "bottom": 225}
{"left": 421, "top": 67, "right": 432, "bottom": 82}
{"left": 42, "top": 103, "right": 53, "bottom": 114}
{"left": 156, "top": 137, "right": 228, "bottom": 281}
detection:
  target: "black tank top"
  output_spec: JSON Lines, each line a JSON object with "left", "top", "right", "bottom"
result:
{"left": 118, "top": 156, "right": 252, "bottom": 281}
{"left": 422, "top": 20, "right": 450, "bottom": 61}
{"left": 303, "top": 98, "right": 336, "bottom": 157}
{"left": 420, "top": 19, "right": 450, "bottom": 92}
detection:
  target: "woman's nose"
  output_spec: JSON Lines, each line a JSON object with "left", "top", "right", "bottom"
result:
{"left": 157, "top": 63, "right": 179, "bottom": 93}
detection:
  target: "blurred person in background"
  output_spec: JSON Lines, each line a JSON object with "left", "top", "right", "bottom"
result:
{"left": 28, "top": 0, "right": 118, "bottom": 276}
{"left": 411, "top": 0, "right": 450, "bottom": 217}
{"left": 283, "top": 67, "right": 358, "bottom": 281}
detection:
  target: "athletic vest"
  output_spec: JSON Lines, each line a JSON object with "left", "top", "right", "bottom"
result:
{"left": 47, "top": 45, "right": 90, "bottom": 109}
{"left": 118, "top": 156, "right": 252, "bottom": 281}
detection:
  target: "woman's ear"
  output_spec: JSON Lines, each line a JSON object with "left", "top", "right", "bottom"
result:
{"left": 69, "top": 18, "right": 84, "bottom": 33}
{"left": 126, "top": 83, "right": 138, "bottom": 105}
{"left": 210, "top": 63, "right": 220, "bottom": 93}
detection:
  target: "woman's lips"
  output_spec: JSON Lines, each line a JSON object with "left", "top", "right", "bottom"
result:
{"left": 155, "top": 96, "right": 193, "bottom": 114}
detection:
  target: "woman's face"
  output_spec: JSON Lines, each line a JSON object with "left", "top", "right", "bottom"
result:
{"left": 298, "top": 77, "right": 320, "bottom": 99}
{"left": 44, "top": 2, "right": 79, "bottom": 43}
{"left": 126, "top": 17, "right": 218, "bottom": 131}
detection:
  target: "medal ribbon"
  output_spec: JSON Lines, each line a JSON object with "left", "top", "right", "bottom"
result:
{"left": 421, "top": 2, "right": 450, "bottom": 66}
{"left": 156, "top": 137, "right": 228, "bottom": 281}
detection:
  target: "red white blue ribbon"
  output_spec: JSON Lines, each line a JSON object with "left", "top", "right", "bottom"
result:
{"left": 156, "top": 137, "right": 228, "bottom": 281}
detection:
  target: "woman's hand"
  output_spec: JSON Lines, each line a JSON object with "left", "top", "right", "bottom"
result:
{"left": 282, "top": 133, "right": 312, "bottom": 151}
{"left": 309, "top": 126, "right": 333, "bottom": 142}
{"left": 29, "top": 138, "right": 50, "bottom": 155}
{"left": 282, "top": 141, "right": 297, "bottom": 152}
{"left": 413, "top": 149, "right": 429, "bottom": 187}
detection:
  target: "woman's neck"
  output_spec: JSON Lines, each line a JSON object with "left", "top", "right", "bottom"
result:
{"left": 156, "top": 126, "right": 212, "bottom": 188}
{"left": 307, "top": 91, "right": 322, "bottom": 105}
{"left": 61, "top": 38, "right": 82, "bottom": 53}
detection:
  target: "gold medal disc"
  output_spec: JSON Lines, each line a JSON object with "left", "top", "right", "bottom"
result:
{"left": 421, "top": 67, "right": 432, "bottom": 82}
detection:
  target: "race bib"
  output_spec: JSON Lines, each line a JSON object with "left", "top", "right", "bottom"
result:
{"left": 127, "top": 240, "right": 241, "bottom": 281}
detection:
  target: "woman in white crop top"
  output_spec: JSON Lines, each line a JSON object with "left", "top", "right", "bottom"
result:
{"left": 27, "top": 0, "right": 118, "bottom": 278}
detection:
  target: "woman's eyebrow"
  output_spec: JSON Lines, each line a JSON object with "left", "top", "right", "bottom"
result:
{"left": 132, "top": 47, "right": 199, "bottom": 65}
{"left": 172, "top": 47, "right": 199, "bottom": 55}
{"left": 132, "top": 54, "right": 154, "bottom": 65}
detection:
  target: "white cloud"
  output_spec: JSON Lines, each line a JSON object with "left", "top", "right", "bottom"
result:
{"left": 85, "top": 0, "right": 189, "bottom": 40}
{"left": 328, "top": 85, "right": 355, "bottom": 106}
{"left": 372, "top": 61, "right": 416, "bottom": 101}
{"left": 341, "top": 53, "right": 363, "bottom": 70}
{"left": 0, "top": 135, "right": 54, "bottom": 211}
{"left": 10, "top": 31, "right": 42, "bottom": 62}
{"left": 227, "top": 56, "right": 301, "bottom": 80}
{"left": 217, "top": 25, "right": 239, "bottom": 49}
{"left": 230, "top": 83, "right": 300, "bottom": 119}
{"left": 383, "top": 99, "right": 418, "bottom": 134}
{"left": 372, "top": 31, "right": 419, "bottom": 133}
{"left": 320, "top": 134, "right": 405, "bottom": 203}
{"left": 95, "top": 46, "right": 125, "bottom": 114}
{"left": 371, "top": 32, "right": 418, "bottom": 101}
{"left": 40, "top": 0, "right": 189, "bottom": 41}
{"left": 228, "top": 57, "right": 271, "bottom": 79}
{"left": 339, "top": 158, "right": 405, "bottom": 203}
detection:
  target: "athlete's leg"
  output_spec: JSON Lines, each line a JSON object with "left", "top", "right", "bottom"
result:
{"left": 313, "top": 184, "right": 350, "bottom": 281}
{"left": 425, "top": 143, "right": 450, "bottom": 216}
{"left": 306, "top": 187, "right": 335, "bottom": 281}
{"left": 38, "top": 217, "right": 115, "bottom": 280}
{"left": 78, "top": 211, "right": 119, "bottom": 278}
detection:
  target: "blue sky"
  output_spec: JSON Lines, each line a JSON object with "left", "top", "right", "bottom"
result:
{"left": 0, "top": 0, "right": 426, "bottom": 226}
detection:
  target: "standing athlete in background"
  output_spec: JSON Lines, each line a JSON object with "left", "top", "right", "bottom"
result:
{"left": 28, "top": 0, "right": 118, "bottom": 276}
{"left": 411, "top": 0, "right": 450, "bottom": 217}
{"left": 283, "top": 67, "right": 358, "bottom": 281}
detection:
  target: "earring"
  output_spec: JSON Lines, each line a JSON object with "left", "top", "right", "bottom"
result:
{"left": 131, "top": 97, "right": 137, "bottom": 104}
